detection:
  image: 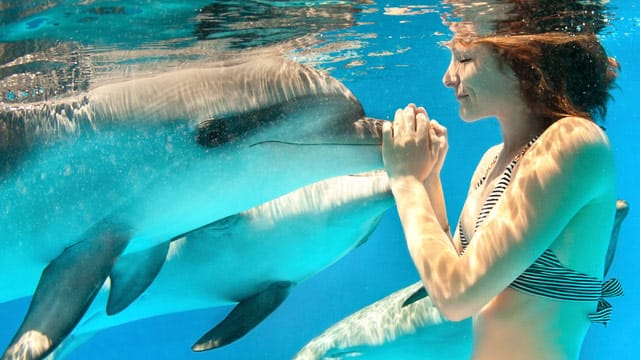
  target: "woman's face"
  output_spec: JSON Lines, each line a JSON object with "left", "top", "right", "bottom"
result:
{"left": 442, "top": 41, "right": 522, "bottom": 122}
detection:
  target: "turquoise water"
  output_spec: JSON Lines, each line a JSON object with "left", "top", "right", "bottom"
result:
{"left": 1, "top": 1, "right": 638, "bottom": 359}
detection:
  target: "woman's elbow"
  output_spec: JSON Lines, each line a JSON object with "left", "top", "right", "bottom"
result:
{"left": 437, "top": 303, "right": 472, "bottom": 322}
{"left": 430, "top": 292, "right": 477, "bottom": 321}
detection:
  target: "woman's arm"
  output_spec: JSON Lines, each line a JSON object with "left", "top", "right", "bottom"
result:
{"left": 421, "top": 106, "right": 451, "bottom": 238}
{"left": 382, "top": 104, "right": 461, "bottom": 315}
{"left": 424, "top": 175, "right": 451, "bottom": 237}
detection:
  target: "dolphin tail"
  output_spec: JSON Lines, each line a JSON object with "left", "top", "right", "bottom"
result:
{"left": 2, "top": 223, "right": 130, "bottom": 360}
{"left": 106, "top": 242, "right": 171, "bottom": 315}
{"left": 192, "top": 281, "right": 293, "bottom": 352}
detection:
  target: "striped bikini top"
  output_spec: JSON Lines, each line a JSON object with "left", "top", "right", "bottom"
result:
{"left": 458, "top": 138, "right": 622, "bottom": 325}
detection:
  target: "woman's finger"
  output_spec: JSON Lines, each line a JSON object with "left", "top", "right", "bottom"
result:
{"left": 430, "top": 119, "right": 449, "bottom": 158}
{"left": 416, "top": 112, "right": 429, "bottom": 136}
{"left": 382, "top": 120, "right": 393, "bottom": 143}
{"left": 393, "top": 108, "right": 405, "bottom": 135}
{"left": 416, "top": 106, "right": 430, "bottom": 121}
{"left": 403, "top": 106, "right": 416, "bottom": 131}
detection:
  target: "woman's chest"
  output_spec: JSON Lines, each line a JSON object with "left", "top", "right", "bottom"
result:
{"left": 459, "top": 175, "right": 505, "bottom": 240}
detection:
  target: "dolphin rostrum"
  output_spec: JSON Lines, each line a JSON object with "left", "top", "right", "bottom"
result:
{"left": 295, "top": 200, "right": 629, "bottom": 359}
{"left": 1, "top": 54, "right": 384, "bottom": 360}
{"left": 39, "top": 171, "right": 394, "bottom": 359}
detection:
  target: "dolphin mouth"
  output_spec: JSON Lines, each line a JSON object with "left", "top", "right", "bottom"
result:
{"left": 249, "top": 141, "right": 380, "bottom": 147}
{"left": 249, "top": 117, "right": 386, "bottom": 148}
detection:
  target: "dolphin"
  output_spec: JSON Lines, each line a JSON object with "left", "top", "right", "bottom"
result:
{"left": 295, "top": 200, "right": 629, "bottom": 360}
{"left": 32, "top": 171, "right": 394, "bottom": 359}
{"left": 294, "top": 281, "right": 473, "bottom": 360}
{"left": 1, "top": 54, "right": 384, "bottom": 360}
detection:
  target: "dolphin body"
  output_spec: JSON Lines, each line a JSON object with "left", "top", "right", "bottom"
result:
{"left": 1, "top": 55, "right": 383, "bottom": 360}
{"left": 295, "top": 200, "right": 629, "bottom": 360}
{"left": 295, "top": 281, "right": 473, "bottom": 360}
{"left": 39, "top": 171, "right": 394, "bottom": 359}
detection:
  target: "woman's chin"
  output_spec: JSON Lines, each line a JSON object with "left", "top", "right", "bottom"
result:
{"left": 459, "top": 108, "right": 493, "bottom": 123}
{"left": 459, "top": 111, "right": 479, "bottom": 122}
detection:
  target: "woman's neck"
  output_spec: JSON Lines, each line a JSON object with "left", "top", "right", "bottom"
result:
{"left": 496, "top": 108, "right": 546, "bottom": 157}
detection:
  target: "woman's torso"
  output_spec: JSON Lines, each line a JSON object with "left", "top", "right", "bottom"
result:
{"left": 457, "top": 118, "right": 616, "bottom": 359}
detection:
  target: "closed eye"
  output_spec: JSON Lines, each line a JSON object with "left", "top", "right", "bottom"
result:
{"left": 459, "top": 58, "right": 472, "bottom": 63}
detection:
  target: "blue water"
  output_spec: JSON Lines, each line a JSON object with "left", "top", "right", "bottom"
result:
{"left": 1, "top": 1, "right": 638, "bottom": 359}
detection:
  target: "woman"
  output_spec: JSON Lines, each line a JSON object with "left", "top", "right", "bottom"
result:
{"left": 381, "top": 3, "right": 621, "bottom": 359}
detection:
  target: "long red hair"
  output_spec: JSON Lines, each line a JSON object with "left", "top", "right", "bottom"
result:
{"left": 476, "top": 33, "right": 619, "bottom": 125}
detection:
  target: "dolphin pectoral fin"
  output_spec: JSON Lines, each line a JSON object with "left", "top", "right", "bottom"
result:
{"left": 402, "top": 285, "right": 428, "bottom": 307}
{"left": 106, "top": 241, "right": 170, "bottom": 315}
{"left": 2, "top": 224, "right": 129, "bottom": 360}
{"left": 192, "top": 281, "right": 294, "bottom": 352}
{"left": 604, "top": 199, "right": 629, "bottom": 276}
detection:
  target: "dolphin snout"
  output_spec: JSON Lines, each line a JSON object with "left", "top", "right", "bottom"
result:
{"left": 355, "top": 117, "right": 386, "bottom": 144}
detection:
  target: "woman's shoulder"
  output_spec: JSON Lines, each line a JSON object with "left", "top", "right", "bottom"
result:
{"left": 541, "top": 116, "right": 610, "bottom": 150}
{"left": 534, "top": 116, "right": 613, "bottom": 170}
{"left": 525, "top": 116, "right": 615, "bottom": 197}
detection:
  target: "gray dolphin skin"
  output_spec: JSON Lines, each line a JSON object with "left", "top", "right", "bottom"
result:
{"left": 1, "top": 55, "right": 384, "bottom": 360}
{"left": 294, "top": 281, "right": 473, "bottom": 360}
{"left": 44, "top": 171, "right": 393, "bottom": 359}
{"left": 294, "top": 200, "right": 629, "bottom": 360}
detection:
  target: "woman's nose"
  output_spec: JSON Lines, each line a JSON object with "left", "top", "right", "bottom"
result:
{"left": 442, "top": 69, "right": 458, "bottom": 88}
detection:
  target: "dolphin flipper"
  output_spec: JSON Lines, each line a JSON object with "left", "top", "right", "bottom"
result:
{"left": 192, "top": 281, "right": 293, "bottom": 351}
{"left": 402, "top": 286, "right": 428, "bottom": 307}
{"left": 106, "top": 241, "right": 171, "bottom": 315}
{"left": 2, "top": 223, "right": 129, "bottom": 360}
{"left": 605, "top": 199, "right": 629, "bottom": 276}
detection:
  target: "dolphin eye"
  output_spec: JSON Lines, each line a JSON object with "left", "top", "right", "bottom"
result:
{"left": 196, "top": 119, "right": 233, "bottom": 147}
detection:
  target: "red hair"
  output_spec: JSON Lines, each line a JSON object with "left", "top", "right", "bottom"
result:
{"left": 476, "top": 33, "right": 619, "bottom": 125}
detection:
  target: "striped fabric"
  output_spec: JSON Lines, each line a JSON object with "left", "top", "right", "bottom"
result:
{"left": 460, "top": 139, "right": 527, "bottom": 250}
{"left": 588, "top": 279, "right": 624, "bottom": 325}
{"left": 459, "top": 137, "right": 622, "bottom": 325}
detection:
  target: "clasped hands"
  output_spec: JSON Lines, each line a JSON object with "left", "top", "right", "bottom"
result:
{"left": 382, "top": 104, "right": 448, "bottom": 183}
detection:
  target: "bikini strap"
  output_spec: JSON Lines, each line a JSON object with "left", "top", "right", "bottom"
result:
{"left": 461, "top": 136, "right": 538, "bottom": 252}
{"left": 474, "top": 137, "right": 538, "bottom": 230}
